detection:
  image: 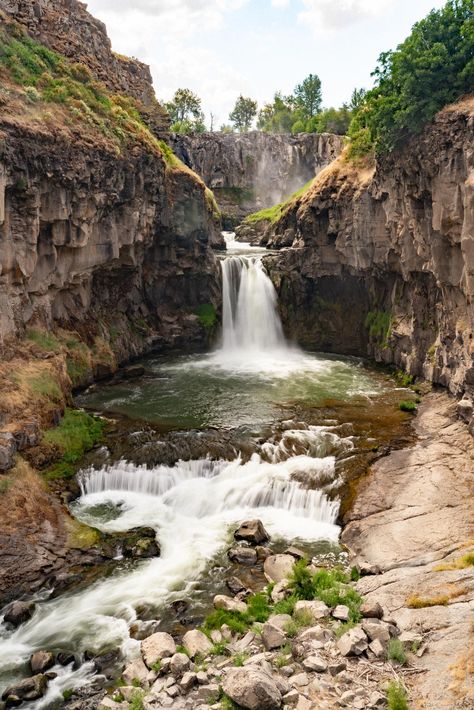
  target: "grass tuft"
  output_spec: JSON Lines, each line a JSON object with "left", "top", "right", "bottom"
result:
{"left": 388, "top": 639, "right": 407, "bottom": 665}
{"left": 433, "top": 552, "right": 474, "bottom": 572}
{"left": 399, "top": 400, "right": 417, "bottom": 413}
{"left": 406, "top": 593, "right": 449, "bottom": 608}
{"left": 386, "top": 681, "right": 408, "bottom": 710}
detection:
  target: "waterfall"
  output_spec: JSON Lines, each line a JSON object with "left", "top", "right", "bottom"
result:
{"left": 220, "top": 253, "right": 286, "bottom": 352}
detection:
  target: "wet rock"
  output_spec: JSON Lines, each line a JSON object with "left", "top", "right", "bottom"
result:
{"left": 123, "top": 657, "right": 149, "bottom": 685}
{"left": 57, "top": 652, "right": 76, "bottom": 666}
{"left": 228, "top": 547, "right": 258, "bottom": 565}
{"left": 284, "top": 547, "right": 306, "bottom": 560}
{"left": 256, "top": 546, "right": 272, "bottom": 561}
{"left": 2, "top": 675, "right": 48, "bottom": 704}
{"left": 332, "top": 604, "right": 350, "bottom": 621}
{"left": 122, "top": 365, "right": 146, "bottom": 380}
{"left": 30, "top": 650, "right": 55, "bottom": 674}
{"left": 170, "top": 599, "right": 188, "bottom": 617}
{"left": 226, "top": 576, "right": 246, "bottom": 595}
{"left": 360, "top": 601, "right": 383, "bottom": 619}
{"left": 129, "top": 620, "right": 161, "bottom": 641}
{"left": 182, "top": 630, "right": 213, "bottom": 658}
{"left": 223, "top": 667, "right": 282, "bottom": 710}
{"left": 3, "top": 600, "right": 35, "bottom": 627}
{"left": 263, "top": 554, "right": 295, "bottom": 583}
{"left": 213, "top": 595, "right": 247, "bottom": 613}
{"left": 234, "top": 520, "right": 270, "bottom": 545}
{"left": 121, "top": 528, "right": 160, "bottom": 559}
{"left": 91, "top": 650, "right": 122, "bottom": 679}
{"left": 141, "top": 632, "right": 176, "bottom": 668}
{"left": 293, "top": 600, "right": 329, "bottom": 622}
{"left": 337, "top": 627, "right": 368, "bottom": 656}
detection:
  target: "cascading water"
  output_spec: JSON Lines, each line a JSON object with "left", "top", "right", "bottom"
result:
{"left": 0, "top": 231, "right": 380, "bottom": 706}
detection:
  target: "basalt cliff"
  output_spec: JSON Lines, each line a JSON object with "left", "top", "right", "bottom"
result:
{"left": 263, "top": 98, "right": 474, "bottom": 403}
{"left": 172, "top": 131, "right": 343, "bottom": 225}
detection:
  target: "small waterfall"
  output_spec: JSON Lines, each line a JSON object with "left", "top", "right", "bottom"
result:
{"left": 220, "top": 249, "right": 286, "bottom": 352}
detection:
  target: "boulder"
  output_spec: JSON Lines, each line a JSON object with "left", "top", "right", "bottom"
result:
{"left": 228, "top": 547, "right": 258, "bottom": 565}
{"left": 2, "top": 675, "right": 48, "bottom": 703}
{"left": 263, "top": 554, "right": 295, "bottom": 583}
{"left": 182, "top": 630, "right": 213, "bottom": 658}
{"left": 226, "top": 576, "right": 246, "bottom": 595}
{"left": 141, "top": 632, "right": 176, "bottom": 668}
{"left": 180, "top": 671, "right": 197, "bottom": 692}
{"left": 170, "top": 653, "right": 190, "bottom": 676}
{"left": 123, "top": 657, "right": 149, "bottom": 685}
{"left": 337, "top": 627, "right": 368, "bottom": 656}
{"left": 270, "top": 580, "right": 291, "bottom": 603}
{"left": 3, "top": 600, "right": 35, "bottom": 627}
{"left": 30, "top": 650, "right": 55, "bottom": 674}
{"left": 262, "top": 622, "right": 286, "bottom": 651}
{"left": 457, "top": 397, "right": 473, "bottom": 423}
{"left": 234, "top": 520, "right": 270, "bottom": 545}
{"left": 362, "top": 620, "right": 390, "bottom": 644}
{"left": 57, "top": 652, "right": 76, "bottom": 666}
{"left": 0, "top": 432, "right": 16, "bottom": 472}
{"left": 213, "top": 595, "right": 247, "bottom": 613}
{"left": 360, "top": 601, "right": 383, "bottom": 619}
{"left": 369, "top": 638, "right": 386, "bottom": 658}
{"left": 284, "top": 547, "right": 306, "bottom": 560}
{"left": 223, "top": 667, "right": 282, "bottom": 710}
{"left": 256, "top": 546, "right": 272, "bottom": 561}
{"left": 294, "top": 600, "right": 329, "bottom": 623}
{"left": 301, "top": 655, "right": 327, "bottom": 673}
{"left": 332, "top": 605, "right": 350, "bottom": 621}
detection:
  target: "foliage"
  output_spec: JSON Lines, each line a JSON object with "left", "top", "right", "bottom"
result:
{"left": 44, "top": 408, "right": 105, "bottom": 479}
{"left": 294, "top": 73, "right": 322, "bottom": 119}
{"left": 399, "top": 400, "right": 417, "bottom": 413}
{"left": 194, "top": 304, "right": 217, "bottom": 329}
{"left": 288, "top": 560, "right": 362, "bottom": 623}
{"left": 166, "top": 88, "right": 206, "bottom": 133}
{"left": 210, "top": 642, "right": 229, "bottom": 657}
{"left": 203, "top": 608, "right": 249, "bottom": 635}
{"left": 62, "top": 689, "right": 74, "bottom": 701}
{"left": 348, "top": 0, "right": 474, "bottom": 156}
{"left": 229, "top": 95, "right": 258, "bottom": 132}
{"left": 246, "top": 592, "right": 271, "bottom": 622}
{"left": 257, "top": 92, "right": 298, "bottom": 133}
{"left": 393, "top": 370, "right": 415, "bottom": 387}
{"left": 388, "top": 638, "right": 407, "bottom": 665}
{"left": 129, "top": 691, "right": 145, "bottom": 710}
{"left": 386, "top": 681, "right": 409, "bottom": 710}
{"left": 0, "top": 22, "right": 172, "bottom": 156}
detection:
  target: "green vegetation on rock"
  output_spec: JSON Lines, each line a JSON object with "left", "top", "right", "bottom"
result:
{"left": 195, "top": 304, "right": 218, "bottom": 329}
{"left": 365, "top": 311, "right": 392, "bottom": 347}
{"left": 43, "top": 408, "right": 105, "bottom": 480}
{"left": 386, "top": 681, "right": 409, "bottom": 710}
{"left": 399, "top": 400, "right": 417, "bottom": 413}
{"left": 348, "top": 0, "right": 474, "bottom": 157}
{"left": 388, "top": 638, "right": 408, "bottom": 665}
{"left": 243, "top": 179, "right": 314, "bottom": 227}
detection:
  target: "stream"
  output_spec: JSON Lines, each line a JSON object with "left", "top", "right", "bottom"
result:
{"left": 0, "top": 234, "right": 412, "bottom": 707}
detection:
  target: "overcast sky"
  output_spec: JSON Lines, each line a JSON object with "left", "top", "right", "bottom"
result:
{"left": 86, "top": 0, "right": 446, "bottom": 128}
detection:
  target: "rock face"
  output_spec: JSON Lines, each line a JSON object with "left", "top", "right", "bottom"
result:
{"left": 0, "top": 0, "right": 169, "bottom": 135}
{"left": 265, "top": 98, "right": 474, "bottom": 397}
{"left": 172, "top": 132, "right": 343, "bottom": 223}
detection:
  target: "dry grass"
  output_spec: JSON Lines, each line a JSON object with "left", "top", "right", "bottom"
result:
{"left": 0, "top": 457, "right": 60, "bottom": 533}
{"left": 407, "top": 585, "right": 468, "bottom": 608}
{"left": 448, "top": 650, "right": 474, "bottom": 701}
{"left": 433, "top": 552, "right": 474, "bottom": 572}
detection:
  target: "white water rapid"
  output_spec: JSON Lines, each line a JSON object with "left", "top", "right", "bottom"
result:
{"left": 0, "top": 232, "right": 368, "bottom": 706}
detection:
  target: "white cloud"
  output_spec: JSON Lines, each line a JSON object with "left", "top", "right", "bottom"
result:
{"left": 298, "top": 0, "right": 394, "bottom": 32}
{"left": 271, "top": 0, "right": 290, "bottom": 7}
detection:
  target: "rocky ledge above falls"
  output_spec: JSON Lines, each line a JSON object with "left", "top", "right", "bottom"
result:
{"left": 263, "top": 96, "right": 474, "bottom": 399}
{"left": 171, "top": 131, "right": 343, "bottom": 224}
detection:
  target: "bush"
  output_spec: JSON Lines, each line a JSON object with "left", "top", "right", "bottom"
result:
{"left": 387, "top": 681, "right": 409, "bottom": 710}
{"left": 43, "top": 408, "right": 105, "bottom": 479}
{"left": 388, "top": 638, "right": 407, "bottom": 665}
{"left": 348, "top": 0, "right": 474, "bottom": 156}
{"left": 399, "top": 400, "right": 417, "bottom": 413}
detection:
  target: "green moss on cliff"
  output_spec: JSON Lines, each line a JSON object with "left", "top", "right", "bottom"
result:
{"left": 243, "top": 179, "right": 314, "bottom": 227}
{"left": 43, "top": 408, "right": 105, "bottom": 480}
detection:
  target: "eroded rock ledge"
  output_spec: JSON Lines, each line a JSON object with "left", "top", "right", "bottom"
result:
{"left": 264, "top": 98, "right": 474, "bottom": 397}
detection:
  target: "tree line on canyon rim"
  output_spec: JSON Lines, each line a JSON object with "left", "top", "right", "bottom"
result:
{"left": 166, "top": 0, "right": 473, "bottom": 158}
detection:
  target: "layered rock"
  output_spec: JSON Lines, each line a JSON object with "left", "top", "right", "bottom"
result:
{"left": 171, "top": 132, "right": 343, "bottom": 223}
{"left": 265, "top": 98, "right": 474, "bottom": 396}
{"left": 0, "top": 0, "right": 169, "bottom": 135}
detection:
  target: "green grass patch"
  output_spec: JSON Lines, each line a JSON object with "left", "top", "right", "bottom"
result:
{"left": 399, "top": 400, "right": 417, "bottom": 413}
{"left": 289, "top": 561, "right": 362, "bottom": 623}
{"left": 43, "top": 408, "right": 105, "bottom": 480}
{"left": 0, "top": 477, "right": 13, "bottom": 494}
{"left": 393, "top": 369, "right": 415, "bottom": 387}
{"left": 129, "top": 690, "right": 145, "bottom": 710}
{"left": 26, "top": 372, "right": 62, "bottom": 401}
{"left": 388, "top": 638, "right": 407, "bottom": 665}
{"left": 26, "top": 329, "right": 61, "bottom": 351}
{"left": 232, "top": 652, "right": 249, "bottom": 667}
{"left": 242, "top": 179, "right": 314, "bottom": 226}
{"left": 194, "top": 303, "right": 217, "bottom": 329}
{"left": 386, "top": 681, "right": 408, "bottom": 710}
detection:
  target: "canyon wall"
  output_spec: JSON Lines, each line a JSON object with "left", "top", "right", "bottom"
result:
{"left": 171, "top": 132, "right": 343, "bottom": 223}
{"left": 0, "top": 0, "right": 170, "bottom": 136}
{"left": 265, "top": 98, "right": 474, "bottom": 397}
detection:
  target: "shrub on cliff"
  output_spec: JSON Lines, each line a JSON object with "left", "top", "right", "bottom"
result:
{"left": 348, "top": 0, "right": 474, "bottom": 157}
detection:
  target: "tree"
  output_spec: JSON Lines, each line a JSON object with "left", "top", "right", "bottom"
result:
{"left": 348, "top": 0, "right": 474, "bottom": 156}
{"left": 229, "top": 95, "right": 258, "bottom": 132}
{"left": 293, "top": 74, "right": 322, "bottom": 119}
{"left": 349, "top": 88, "right": 367, "bottom": 112}
{"left": 165, "top": 88, "right": 205, "bottom": 133}
{"left": 257, "top": 93, "right": 295, "bottom": 133}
